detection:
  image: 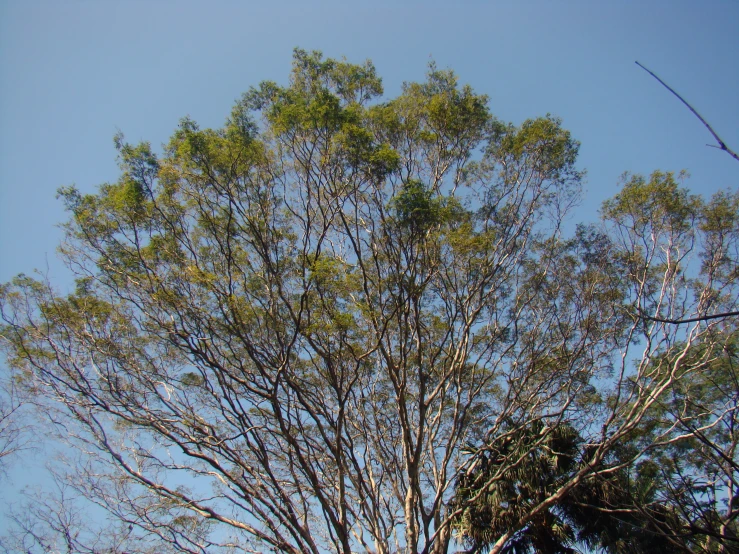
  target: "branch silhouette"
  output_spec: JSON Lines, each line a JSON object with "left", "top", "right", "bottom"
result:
{"left": 636, "top": 309, "right": 739, "bottom": 325}
{"left": 636, "top": 61, "right": 739, "bottom": 163}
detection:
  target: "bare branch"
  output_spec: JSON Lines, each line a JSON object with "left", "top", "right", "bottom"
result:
{"left": 636, "top": 60, "right": 739, "bottom": 162}
{"left": 635, "top": 309, "right": 739, "bottom": 325}
{"left": 0, "top": 379, "right": 33, "bottom": 474}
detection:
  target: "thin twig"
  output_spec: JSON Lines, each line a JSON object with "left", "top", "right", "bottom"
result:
{"left": 636, "top": 61, "right": 739, "bottom": 162}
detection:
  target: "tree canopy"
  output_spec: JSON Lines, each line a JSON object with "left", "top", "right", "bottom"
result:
{"left": 1, "top": 49, "right": 738, "bottom": 554}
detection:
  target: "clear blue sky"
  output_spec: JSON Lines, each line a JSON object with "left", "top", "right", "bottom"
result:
{"left": 1, "top": 1, "right": 738, "bottom": 284}
{"left": 0, "top": 0, "right": 738, "bottom": 529}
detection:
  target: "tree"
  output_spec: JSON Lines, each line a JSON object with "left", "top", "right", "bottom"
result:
{"left": 451, "top": 421, "right": 587, "bottom": 554}
{"left": 1, "top": 49, "right": 737, "bottom": 554}
{"left": 621, "top": 332, "right": 739, "bottom": 553}
{"left": 450, "top": 421, "right": 684, "bottom": 554}
{"left": 450, "top": 172, "right": 739, "bottom": 553}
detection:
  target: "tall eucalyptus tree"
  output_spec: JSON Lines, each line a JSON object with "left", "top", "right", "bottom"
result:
{"left": 1, "top": 50, "right": 737, "bottom": 554}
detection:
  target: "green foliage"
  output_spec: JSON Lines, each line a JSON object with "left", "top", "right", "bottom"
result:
{"left": 452, "top": 422, "right": 681, "bottom": 554}
{"left": 452, "top": 421, "right": 581, "bottom": 554}
{"left": 493, "top": 115, "right": 581, "bottom": 183}
{"left": 389, "top": 179, "right": 462, "bottom": 234}
{"left": 602, "top": 170, "right": 700, "bottom": 234}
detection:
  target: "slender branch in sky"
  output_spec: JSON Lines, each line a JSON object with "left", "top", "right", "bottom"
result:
{"left": 636, "top": 309, "right": 739, "bottom": 325}
{"left": 636, "top": 60, "right": 739, "bottom": 163}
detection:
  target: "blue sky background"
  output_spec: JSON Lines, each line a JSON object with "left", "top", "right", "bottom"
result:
{"left": 1, "top": 0, "right": 738, "bottom": 535}
{"left": 1, "top": 1, "right": 738, "bottom": 285}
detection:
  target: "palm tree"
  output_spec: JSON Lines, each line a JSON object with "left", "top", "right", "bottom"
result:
{"left": 450, "top": 420, "right": 680, "bottom": 554}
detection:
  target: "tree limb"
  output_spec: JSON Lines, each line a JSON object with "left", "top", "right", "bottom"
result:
{"left": 636, "top": 61, "right": 739, "bottom": 162}
{"left": 636, "top": 309, "right": 739, "bottom": 325}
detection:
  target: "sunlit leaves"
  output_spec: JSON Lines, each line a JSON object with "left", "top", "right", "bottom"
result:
{"left": 602, "top": 171, "right": 701, "bottom": 237}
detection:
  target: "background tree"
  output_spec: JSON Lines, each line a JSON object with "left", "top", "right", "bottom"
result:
{"left": 601, "top": 173, "right": 739, "bottom": 553}
{"left": 620, "top": 330, "right": 739, "bottom": 552}
{"left": 1, "top": 50, "right": 736, "bottom": 554}
{"left": 0, "top": 471, "right": 156, "bottom": 554}
{"left": 452, "top": 172, "right": 739, "bottom": 553}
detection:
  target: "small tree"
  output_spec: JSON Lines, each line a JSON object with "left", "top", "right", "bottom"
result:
{"left": 1, "top": 50, "right": 737, "bottom": 554}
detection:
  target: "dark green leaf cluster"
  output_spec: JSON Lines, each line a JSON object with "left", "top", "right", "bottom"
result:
{"left": 452, "top": 422, "right": 682, "bottom": 554}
